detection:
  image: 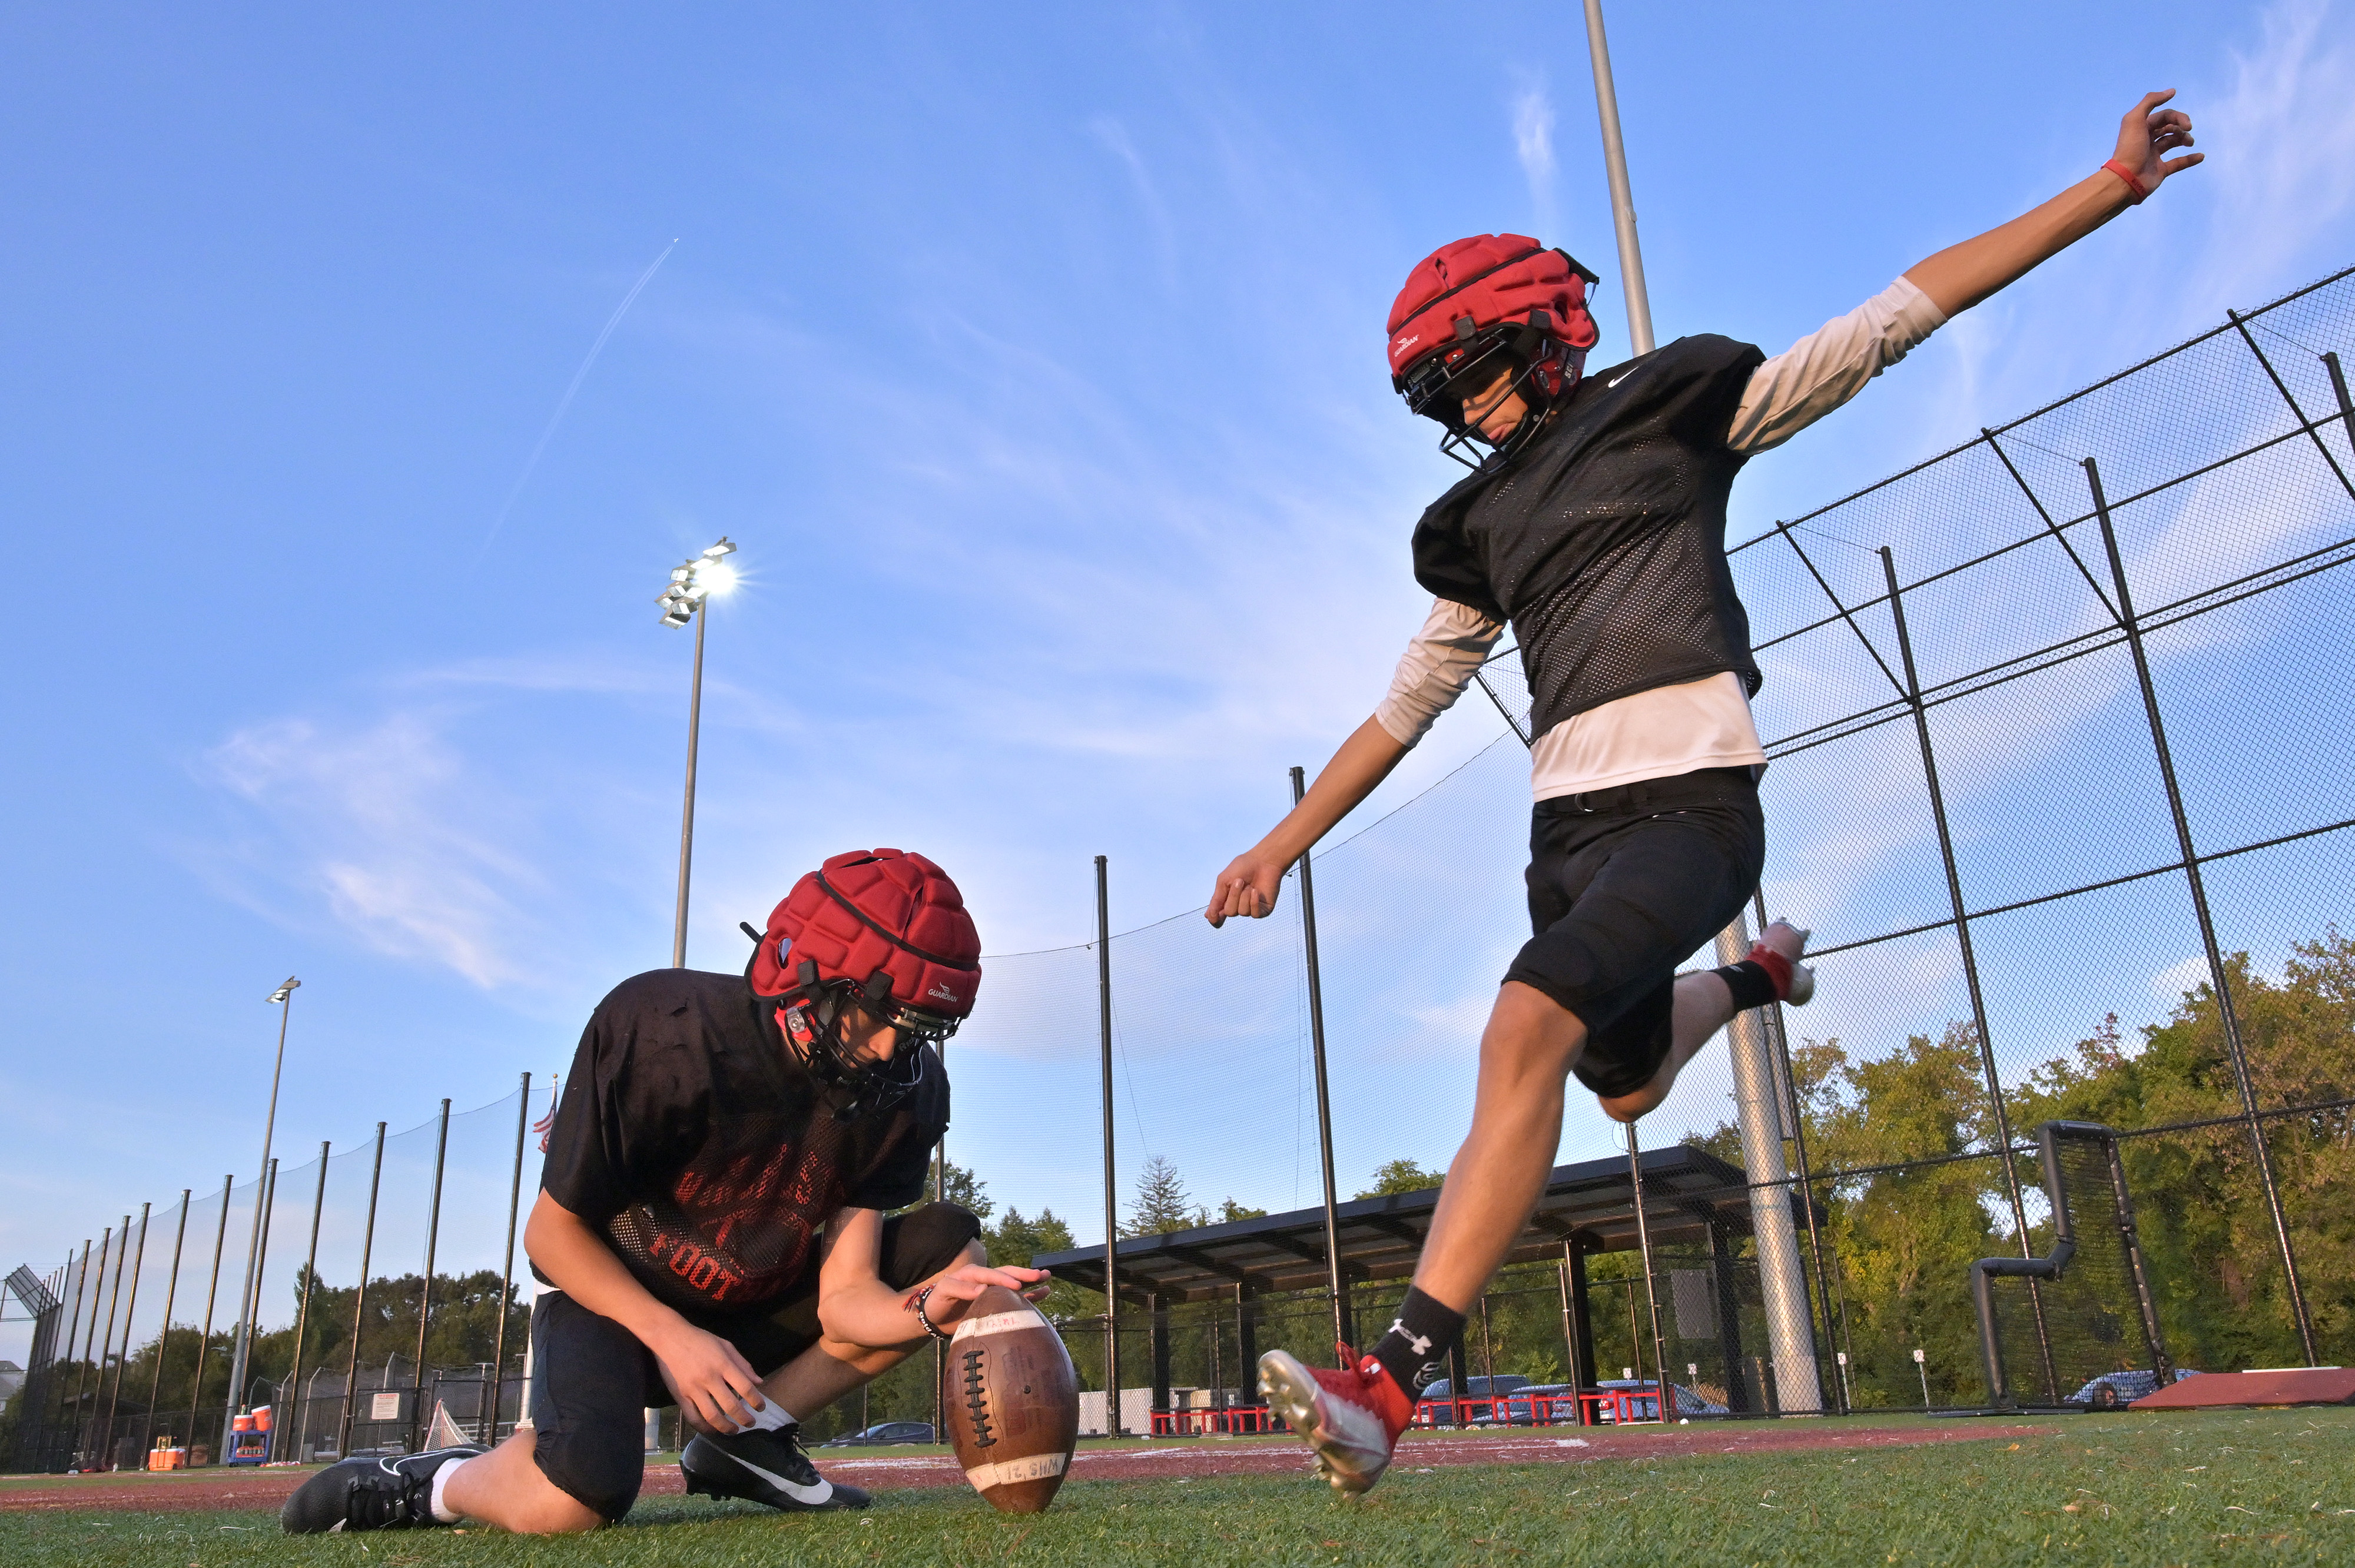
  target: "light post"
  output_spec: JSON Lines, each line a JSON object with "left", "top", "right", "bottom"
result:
{"left": 655, "top": 538, "right": 738, "bottom": 969}
{"left": 1913, "top": 1346, "right": 1931, "bottom": 1408}
{"left": 221, "top": 977, "right": 298, "bottom": 1457}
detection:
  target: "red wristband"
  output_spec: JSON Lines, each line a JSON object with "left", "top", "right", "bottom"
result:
{"left": 2101, "top": 158, "right": 2150, "bottom": 204}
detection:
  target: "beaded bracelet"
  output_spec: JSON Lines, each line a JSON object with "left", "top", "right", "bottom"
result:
{"left": 910, "top": 1285, "right": 954, "bottom": 1341}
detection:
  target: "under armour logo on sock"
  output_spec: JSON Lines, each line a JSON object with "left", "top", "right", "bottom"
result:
{"left": 1389, "top": 1318, "right": 1433, "bottom": 1358}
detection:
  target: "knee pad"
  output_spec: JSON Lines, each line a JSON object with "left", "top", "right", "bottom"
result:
{"left": 880, "top": 1201, "right": 986, "bottom": 1288}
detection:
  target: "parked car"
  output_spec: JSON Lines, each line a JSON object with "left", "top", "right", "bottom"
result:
{"left": 819, "top": 1421, "right": 936, "bottom": 1447}
{"left": 1500, "top": 1383, "right": 1579, "bottom": 1425}
{"left": 1587, "top": 1378, "right": 1729, "bottom": 1421}
{"left": 1417, "top": 1375, "right": 1531, "bottom": 1424}
{"left": 1418, "top": 1374, "right": 1531, "bottom": 1403}
{"left": 2066, "top": 1368, "right": 2200, "bottom": 1408}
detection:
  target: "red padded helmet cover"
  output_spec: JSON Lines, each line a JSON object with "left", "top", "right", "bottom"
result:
{"left": 1385, "top": 234, "right": 1600, "bottom": 382}
{"left": 751, "top": 849, "right": 982, "bottom": 1024}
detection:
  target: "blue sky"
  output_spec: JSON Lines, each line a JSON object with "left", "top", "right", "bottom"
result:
{"left": 6, "top": 2, "right": 2355, "bottom": 1359}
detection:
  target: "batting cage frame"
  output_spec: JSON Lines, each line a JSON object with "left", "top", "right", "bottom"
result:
{"left": 1970, "top": 1121, "right": 2171, "bottom": 1411}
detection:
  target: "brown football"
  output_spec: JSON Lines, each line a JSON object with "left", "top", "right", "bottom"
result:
{"left": 939, "top": 1284, "right": 1080, "bottom": 1513}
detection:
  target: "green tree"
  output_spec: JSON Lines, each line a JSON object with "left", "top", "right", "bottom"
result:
{"left": 2006, "top": 933, "right": 2355, "bottom": 1371}
{"left": 904, "top": 1156, "right": 993, "bottom": 1219}
{"left": 1123, "top": 1155, "right": 1202, "bottom": 1236}
{"left": 1354, "top": 1158, "right": 1442, "bottom": 1199}
{"left": 1214, "top": 1198, "right": 1267, "bottom": 1223}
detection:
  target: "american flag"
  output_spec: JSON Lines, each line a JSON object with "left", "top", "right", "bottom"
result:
{"left": 532, "top": 1073, "right": 560, "bottom": 1152}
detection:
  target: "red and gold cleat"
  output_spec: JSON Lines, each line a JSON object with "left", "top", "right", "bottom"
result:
{"left": 1258, "top": 1345, "right": 1416, "bottom": 1496}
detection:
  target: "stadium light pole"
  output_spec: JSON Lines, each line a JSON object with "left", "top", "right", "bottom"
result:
{"left": 1581, "top": 0, "right": 1653, "bottom": 356}
{"left": 656, "top": 538, "right": 738, "bottom": 969}
{"left": 221, "top": 977, "right": 298, "bottom": 1458}
{"left": 1581, "top": 0, "right": 1822, "bottom": 1413}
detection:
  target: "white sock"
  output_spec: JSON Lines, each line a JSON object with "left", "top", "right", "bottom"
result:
{"left": 745, "top": 1398, "right": 797, "bottom": 1432}
{"left": 427, "top": 1454, "right": 472, "bottom": 1524}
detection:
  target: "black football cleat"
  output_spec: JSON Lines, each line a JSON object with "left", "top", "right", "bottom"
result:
{"left": 280, "top": 1446, "right": 484, "bottom": 1533}
{"left": 681, "top": 1426, "right": 870, "bottom": 1512}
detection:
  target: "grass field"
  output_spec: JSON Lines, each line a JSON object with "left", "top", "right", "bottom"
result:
{"left": 6, "top": 1408, "right": 2351, "bottom": 1566}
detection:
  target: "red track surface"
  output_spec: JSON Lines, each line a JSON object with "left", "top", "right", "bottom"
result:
{"left": 1, "top": 1421, "right": 2057, "bottom": 1515}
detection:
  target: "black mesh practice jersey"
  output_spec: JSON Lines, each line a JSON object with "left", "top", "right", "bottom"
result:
{"left": 535, "top": 968, "right": 947, "bottom": 1323}
{"left": 1410, "top": 334, "right": 1767, "bottom": 738}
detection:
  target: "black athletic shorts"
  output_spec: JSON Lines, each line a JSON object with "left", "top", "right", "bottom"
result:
{"left": 1503, "top": 767, "right": 1765, "bottom": 1099}
{"left": 526, "top": 1201, "right": 982, "bottom": 1520}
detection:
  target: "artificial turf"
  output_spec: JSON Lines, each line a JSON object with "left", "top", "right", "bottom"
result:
{"left": 4, "top": 1408, "right": 2351, "bottom": 1566}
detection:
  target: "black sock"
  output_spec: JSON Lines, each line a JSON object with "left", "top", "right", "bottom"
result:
{"left": 1714, "top": 959, "right": 1779, "bottom": 1011}
{"left": 1371, "top": 1286, "right": 1466, "bottom": 1397}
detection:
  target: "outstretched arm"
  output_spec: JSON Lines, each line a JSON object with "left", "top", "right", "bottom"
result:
{"left": 1905, "top": 91, "right": 2202, "bottom": 317}
{"left": 1206, "top": 716, "right": 1409, "bottom": 926}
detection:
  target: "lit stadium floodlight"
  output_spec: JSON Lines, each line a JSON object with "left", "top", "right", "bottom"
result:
{"left": 655, "top": 535, "right": 737, "bottom": 626}
{"left": 654, "top": 537, "right": 739, "bottom": 968}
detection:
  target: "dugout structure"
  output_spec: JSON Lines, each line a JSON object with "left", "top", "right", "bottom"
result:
{"left": 1037, "top": 1143, "right": 1830, "bottom": 1426}
{"left": 1971, "top": 1121, "right": 2171, "bottom": 1410}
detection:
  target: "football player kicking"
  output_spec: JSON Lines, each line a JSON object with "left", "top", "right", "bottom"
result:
{"left": 1207, "top": 93, "right": 2201, "bottom": 1494}
{"left": 283, "top": 849, "right": 1047, "bottom": 1534}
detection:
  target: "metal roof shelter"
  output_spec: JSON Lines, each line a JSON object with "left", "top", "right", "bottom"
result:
{"left": 1034, "top": 1143, "right": 1823, "bottom": 1427}
{"left": 1035, "top": 1142, "right": 1787, "bottom": 1305}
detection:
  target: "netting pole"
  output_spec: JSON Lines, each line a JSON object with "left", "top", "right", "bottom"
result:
{"left": 2084, "top": 458, "right": 2318, "bottom": 1363}
{"left": 487, "top": 1074, "right": 530, "bottom": 1446}
{"left": 1094, "top": 855, "right": 1120, "bottom": 1437}
{"left": 142, "top": 1193, "right": 191, "bottom": 1459}
{"left": 1879, "top": 546, "right": 2058, "bottom": 1403}
{"left": 1621, "top": 1125, "right": 1670, "bottom": 1422}
{"left": 412, "top": 1099, "right": 452, "bottom": 1451}
{"left": 231, "top": 1160, "right": 280, "bottom": 1431}
{"left": 85, "top": 1220, "right": 128, "bottom": 1464}
{"left": 1289, "top": 766, "right": 1351, "bottom": 1360}
{"left": 2325, "top": 353, "right": 2355, "bottom": 464}
{"left": 2104, "top": 1132, "right": 2172, "bottom": 1383}
{"left": 2226, "top": 312, "right": 2355, "bottom": 500}
{"left": 284, "top": 1143, "right": 331, "bottom": 1461}
{"left": 54, "top": 1239, "right": 91, "bottom": 1468}
{"left": 1753, "top": 888, "right": 1845, "bottom": 1413}
{"left": 185, "top": 1182, "right": 231, "bottom": 1463}
{"left": 99, "top": 1204, "right": 150, "bottom": 1466}
{"left": 338, "top": 1124, "right": 387, "bottom": 1460}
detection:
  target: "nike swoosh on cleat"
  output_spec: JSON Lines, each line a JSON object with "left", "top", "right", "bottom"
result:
{"left": 717, "top": 1450, "right": 832, "bottom": 1506}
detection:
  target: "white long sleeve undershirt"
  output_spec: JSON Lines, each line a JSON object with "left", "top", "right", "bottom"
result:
{"left": 1372, "top": 276, "right": 1948, "bottom": 798}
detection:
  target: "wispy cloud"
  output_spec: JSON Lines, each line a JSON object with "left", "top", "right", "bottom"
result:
{"left": 198, "top": 711, "right": 547, "bottom": 988}
{"left": 1089, "top": 115, "right": 1180, "bottom": 290}
{"left": 2191, "top": 0, "right": 2355, "bottom": 314}
{"left": 1509, "top": 74, "right": 1558, "bottom": 238}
